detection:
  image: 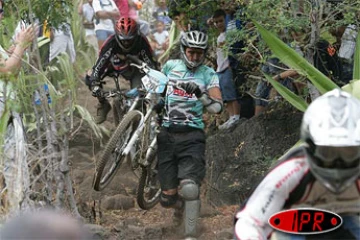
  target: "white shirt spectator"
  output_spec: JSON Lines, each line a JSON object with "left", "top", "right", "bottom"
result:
{"left": 216, "top": 32, "right": 229, "bottom": 72}
{"left": 82, "top": 3, "right": 95, "bottom": 36}
{"left": 50, "top": 24, "right": 76, "bottom": 63}
{"left": 339, "top": 24, "right": 358, "bottom": 60}
{"left": 153, "top": 30, "right": 169, "bottom": 46}
{"left": 92, "top": 0, "right": 117, "bottom": 32}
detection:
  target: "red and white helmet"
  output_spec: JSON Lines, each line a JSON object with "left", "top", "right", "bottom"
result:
{"left": 114, "top": 17, "right": 139, "bottom": 52}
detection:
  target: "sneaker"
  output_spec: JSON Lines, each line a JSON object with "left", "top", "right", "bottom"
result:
{"left": 218, "top": 117, "right": 239, "bottom": 130}
{"left": 218, "top": 118, "right": 231, "bottom": 130}
{"left": 95, "top": 100, "right": 111, "bottom": 124}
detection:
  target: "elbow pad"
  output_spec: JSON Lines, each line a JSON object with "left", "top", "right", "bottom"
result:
{"left": 198, "top": 93, "right": 223, "bottom": 114}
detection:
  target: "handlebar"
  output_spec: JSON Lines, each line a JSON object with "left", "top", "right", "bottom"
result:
{"left": 126, "top": 54, "right": 143, "bottom": 65}
{"left": 126, "top": 54, "right": 149, "bottom": 74}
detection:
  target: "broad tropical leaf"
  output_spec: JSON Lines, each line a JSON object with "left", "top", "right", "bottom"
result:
{"left": 264, "top": 73, "right": 308, "bottom": 112}
{"left": 254, "top": 21, "right": 338, "bottom": 94}
{"left": 342, "top": 33, "right": 360, "bottom": 99}
{"left": 353, "top": 32, "right": 360, "bottom": 81}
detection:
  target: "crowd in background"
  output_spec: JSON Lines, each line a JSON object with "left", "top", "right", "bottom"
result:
{"left": 0, "top": 1, "right": 359, "bottom": 239}
{"left": 78, "top": 0, "right": 358, "bottom": 131}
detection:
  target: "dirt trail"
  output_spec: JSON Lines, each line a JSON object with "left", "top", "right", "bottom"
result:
{"left": 70, "top": 79, "right": 236, "bottom": 239}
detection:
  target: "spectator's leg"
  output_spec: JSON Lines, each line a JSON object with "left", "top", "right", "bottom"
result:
{"left": 254, "top": 80, "right": 271, "bottom": 116}
{"left": 218, "top": 68, "right": 240, "bottom": 130}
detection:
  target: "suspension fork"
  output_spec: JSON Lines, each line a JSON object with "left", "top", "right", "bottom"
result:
{"left": 122, "top": 104, "right": 155, "bottom": 156}
{"left": 143, "top": 137, "right": 157, "bottom": 167}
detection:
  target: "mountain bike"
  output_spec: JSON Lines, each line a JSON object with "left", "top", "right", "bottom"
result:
{"left": 93, "top": 56, "right": 180, "bottom": 207}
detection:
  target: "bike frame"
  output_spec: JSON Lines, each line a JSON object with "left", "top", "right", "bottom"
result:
{"left": 122, "top": 92, "right": 157, "bottom": 159}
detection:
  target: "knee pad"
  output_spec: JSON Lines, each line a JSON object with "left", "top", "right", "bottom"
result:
{"left": 179, "top": 179, "right": 199, "bottom": 201}
{"left": 160, "top": 192, "right": 178, "bottom": 208}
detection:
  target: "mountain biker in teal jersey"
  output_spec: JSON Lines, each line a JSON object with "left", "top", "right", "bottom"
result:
{"left": 234, "top": 89, "right": 360, "bottom": 240}
{"left": 157, "top": 30, "right": 223, "bottom": 239}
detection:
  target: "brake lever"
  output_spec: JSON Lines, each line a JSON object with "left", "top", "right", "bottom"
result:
{"left": 130, "top": 62, "right": 149, "bottom": 73}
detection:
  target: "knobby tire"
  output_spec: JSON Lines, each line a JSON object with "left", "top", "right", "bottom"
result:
{"left": 137, "top": 156, "right": 161, "bottom": 210}
{"left": 93, "top": 110, "right": 142, "bottom": 191}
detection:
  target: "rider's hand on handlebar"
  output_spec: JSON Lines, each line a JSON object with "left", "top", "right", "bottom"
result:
{"left": 91, "top": 82, "right": 103, "bottom": 98}
{"left": 179, "top": 82, "right": 202, "bottom": 98}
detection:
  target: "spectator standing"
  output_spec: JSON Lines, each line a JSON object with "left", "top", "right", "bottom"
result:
{"left": 212, "top": 9, "right": 240, "bottom": 130}
{"left": 151, "top": 20, "right": 169, "bottom": 59}
{"left": 78, "top": 0, "right": 98, "bottom": 52}
{"left": 49, "top": 23, "right": 76, "bottom": 64}
{"left": 338, "top": 24, "right": 358, "bottom": 83}
{"left": 153, "top": 0, "right": 171, "bottom": 30}
{"left": 49, "top": 0, "right": 76, "bottom": 63}
{"left": 220, "top": 0, "right": 255, "bottom": 120}
{"left": 114, "top": 0, "right": 150, "bottom": 36}
{"left": 254, "top": 57, "right": 297, "bottom": 116}
{"left": 92, "top": 0, "right": 119, "bottom": 48}
{"left": 0, "top": 0, "right": 37, "bottom": 212}
{"left": 114, "top": 0, "right": 130, "bottom": 18}
{"left": 158, "top": 31, "right": 223, "bottom": 239}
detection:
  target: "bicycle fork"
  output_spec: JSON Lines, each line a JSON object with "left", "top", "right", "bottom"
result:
{"left": 143, "top": 138, "right": 157, "bottom": 167}
{"left": 123, "top": 105, "right": 155, "bottom": 167}
{"left": 123, "top": 111, "right": 145, "bottom": 158}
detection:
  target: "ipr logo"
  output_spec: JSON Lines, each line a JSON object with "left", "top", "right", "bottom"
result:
{"left": 268, "top": 208, "right": 342, "bottom": 235}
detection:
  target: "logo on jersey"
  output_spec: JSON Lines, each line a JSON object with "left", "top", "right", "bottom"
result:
{"left": 172, "top": 88, "right": 194, "bottom": 98}
{"left": 268, "top": 208, "right": 342, "bottom": 235}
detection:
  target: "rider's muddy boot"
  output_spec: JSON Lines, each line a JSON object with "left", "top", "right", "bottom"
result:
{"left": 95, "top": 99, "right": 111, "bottom": 124}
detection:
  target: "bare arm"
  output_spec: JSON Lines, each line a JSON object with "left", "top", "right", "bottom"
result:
{"left": 78, "top": 0, "right": 84, "bottom": 15}
{"left": 0, "top": 25, "right": 36, "bottom": 74}
{"left": 208, "top": 86, "right": 222, "bottom": 101}
{"left": 95, "top": 9, "right": 120, "bottom": 20}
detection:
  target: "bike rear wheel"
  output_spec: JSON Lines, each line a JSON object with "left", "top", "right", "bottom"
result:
{"left": 137, "top": 155, "right": 161, "bottom": 210}
{"left": 93, "top": 110, "right": 143, "bottom": 191}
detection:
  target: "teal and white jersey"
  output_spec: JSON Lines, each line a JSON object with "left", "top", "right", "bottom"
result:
{"left": 161, "top": 59, "right": 219, "bottom": 129}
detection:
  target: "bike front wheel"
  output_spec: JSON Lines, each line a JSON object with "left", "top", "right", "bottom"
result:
{"left": 93, "top": 110, "right": 143, "bottom": 191}
{"left": 136, "top": 155, "right": 161, "bottom": 210}
{"left": 112, "top": 97, "right": 127, "bottom": 126}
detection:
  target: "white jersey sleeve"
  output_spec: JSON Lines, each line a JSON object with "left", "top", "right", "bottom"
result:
{"left": 234, "top": 150, "right": 310, "bottom": 239}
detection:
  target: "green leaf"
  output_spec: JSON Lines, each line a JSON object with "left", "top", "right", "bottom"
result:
{"left": 0, "top": 101, "right": 11, "bottom": 157}
{"left": 353, "top": 32, "right": 360, "bottom": 80}
{"left": 264, "top": 73, "right": 308, "bottom": 112}
{"left": 342, "top": 33, "right": 360, "bottom": 99}
{"left": 342, "top": 80, "right": 360, "bottom": 100}
{"left": 74, "top": 105, "right": 109, "bottom": 139}
{"left": 253, "top": 21, "right": 339, "bottom": 94}
{"left": 37, "top": 36, "right": 50, "bottom": 48}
